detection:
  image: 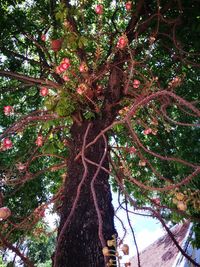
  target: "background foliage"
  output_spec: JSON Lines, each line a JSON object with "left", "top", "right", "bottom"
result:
{"left": 0, "top": 0, "right": 200, "bottom": 265}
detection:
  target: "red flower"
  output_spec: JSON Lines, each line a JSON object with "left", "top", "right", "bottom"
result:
{"left": 40, "top": 87, "right": 49, "bottom": 97}
{"left": 3, "top": 138, "right": 13, "bottom": 150}
{"left": 133, "top": 79, "right": 140, "bottom": 88}
{"left": 95, "top": 4, "right": 103, "bottom": 15}
{"left": 4, "top": 106, "right": 13, "bottom": 116}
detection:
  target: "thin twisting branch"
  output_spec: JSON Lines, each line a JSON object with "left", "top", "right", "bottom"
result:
{"left": 110, "top": 160, "right": 200, "bottom": 267}
{"left": 126, "top": 120, "right": 199, "bottom": 168}
{"left": 125, "top": 199, "right": 141, "bottom": 267}
{"left": 0, "top": 233, "right": 35, "bottom": 267}
{"left": 90, "top": 134, "right": 108, "bottom": 248}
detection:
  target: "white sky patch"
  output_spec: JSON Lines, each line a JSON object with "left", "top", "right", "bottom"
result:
{"left": 44, "top": 204, "right": 59, "bottom": 229}
{"left": 112, "top": 192, "right": 165, "bottom": 257}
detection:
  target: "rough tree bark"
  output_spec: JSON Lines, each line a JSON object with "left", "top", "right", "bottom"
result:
{"left": 54, "top": 120, "right": 116, "bottom": 267}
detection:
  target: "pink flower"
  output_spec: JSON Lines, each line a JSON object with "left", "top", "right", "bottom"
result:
{"left": 79, "top": 65, "right": 85, "bottom": 72}
{"left": 139, "top": 160, "right": 146, "bottom": 166}
{"left": 63, "top": 75, "right": 70, "bottom": 81}
{"left": 79, "top": 62, "right": 88, "bottom": 73}
{"left": 40, "top": 87, "right": 49, "bottom": 97}
{"left": 177, "top": 201, "right": 187, "bottom": 211}
{"left": 117, "top": 35, "right": 128, "bottom": 49}
{"left": 58, "top": 66, "right": 65, "bottom": 73}
{"left": 16, "top": 162, "right": 26, "bottom": 172}
{"left": 77, "top": 87, "right": 84, "bottom": 95}
{"left": 60, "top": 63, "right": 70, "bottom": 70}
{"left": 56, "top": 59, "right": 70, "bottom": 74}
{"left": 95, "top": 4, "right": 103, "bottom": 15}
{"left": 144, "top": 128, "right": 152, "bottom": 135}
{"left": 152, "top": 129, "right": 158, "bottom": 135}
{"left": 41, "top": 34, "right": 46, "bottom": 41}
{"left": 125, "top": 2, "right": 132, "bottom": 11}
{"left": 3, "top": 138, "right": 13, "bottom": 150}
{"left": 0, "top": 207, "right": 11, "bottom": 220}
{"left": 96, "top": 84, "right": 103, "bottom": 95}
{"left": 128, "top": 146, "right": 137, "bottom": 153}
{"left": 77, "top": 84, "right": 87, "bottom": 95}
{"left": 133, "top": 79, "right": 140, "bottom": 88}
{"left": 35, "top": 135, "right": 43, "bottom": 147}
{"left": 4, "top": 106, "right": 13, "bottom": 116}
{"left": 63, "top": 58, "right": 70, "bottom": 65}
{"left": 152, "top": 198, "right": 160, "bottom": 205}
{"left": 55, "top": 66, "right": 62, "bottom": 74}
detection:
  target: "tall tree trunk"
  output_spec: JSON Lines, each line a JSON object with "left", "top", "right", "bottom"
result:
{"left": 54, "top": 120, "right": 116, "bottom": 267}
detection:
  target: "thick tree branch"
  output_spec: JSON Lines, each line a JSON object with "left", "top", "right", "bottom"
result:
{"left": 0, "top": 70, "right": 60, "bottom": 89}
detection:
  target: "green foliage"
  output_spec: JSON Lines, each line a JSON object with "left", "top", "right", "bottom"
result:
{"left": 191, "top": 223, "right": 200, "bottom": 249}
{"left": 37, "top": 260, "right": 52, "bottom": 267}
{"left": 0, "top": 256, "right": 6, "bottom": 267}
{"left": 0, "top": 0, "right": 200, "bottom": 263}
{"left": 26, "top": 229, "right": 56, "bottom": 265}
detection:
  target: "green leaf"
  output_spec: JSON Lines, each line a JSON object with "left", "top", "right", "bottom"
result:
{"left": 42, "top": 143, "right": 57, "bottom": 154}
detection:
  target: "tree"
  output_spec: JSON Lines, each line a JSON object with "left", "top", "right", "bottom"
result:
{"left": 0, "top": 0, "right": 200, "bottom": 266}
{"left": 26, "top": 227, "right": 56, "bottom": 266}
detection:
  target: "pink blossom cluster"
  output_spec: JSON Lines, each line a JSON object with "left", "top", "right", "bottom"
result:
{"left": 40, "top": 86, "right": 49, "bottom": 97}
{"left": 56, "top": 58, "right": 71, "bottom": 74}
{"left": 2, "top": 138, "right": 13, "bottom": 150}
{"left": 133, "top": 79, "right": 140, "bottom": 88}
{"left": 4, "top": 106, "right": 14, "bottom": 116}
{"left": 95, "top": 4, "right": 103, "bottom": 15}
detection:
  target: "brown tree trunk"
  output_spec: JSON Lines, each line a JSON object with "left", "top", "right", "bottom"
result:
{"left": 54, "top": 120, "right": 116, "bottom": 267}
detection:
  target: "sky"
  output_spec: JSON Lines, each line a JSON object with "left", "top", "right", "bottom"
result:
{"left": 116, "top": 212, "right": 165, "bottom": 256}
{"left": 112, "top": 193, "right": 165, "bottom": 258}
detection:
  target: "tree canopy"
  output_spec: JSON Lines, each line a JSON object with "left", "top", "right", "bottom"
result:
{"left": 0, "top": 0, "right": 200, "bottom": 266}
